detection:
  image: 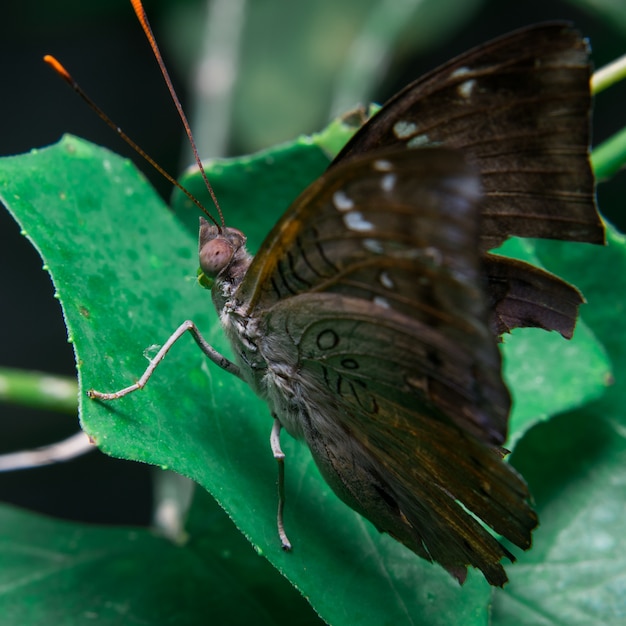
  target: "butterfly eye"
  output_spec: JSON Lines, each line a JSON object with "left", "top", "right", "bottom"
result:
{"left": 199, "top": 237, "right": 235, "bottom": 277}
{"left": 198, "top": 220, "right": 249, "bottom": 281}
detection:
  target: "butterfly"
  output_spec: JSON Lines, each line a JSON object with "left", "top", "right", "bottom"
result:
{"left": 88, "top": 11, "right": 604, "bottom": 587}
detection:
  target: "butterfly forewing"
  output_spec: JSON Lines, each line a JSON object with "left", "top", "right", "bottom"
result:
{"left": 242, "top": 150, "right": 482, "bottom": 310}
{"left": 334, "top": 23, "right": 603, "bottom": 250}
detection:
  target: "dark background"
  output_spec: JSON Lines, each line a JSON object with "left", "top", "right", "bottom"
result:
{"left": 1, "top": 0, "right": 624, "bottom": 526}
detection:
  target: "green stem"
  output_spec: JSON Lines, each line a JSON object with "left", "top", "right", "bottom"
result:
{"left": 591, "top": 52, "right": 626, "bottom": 95}
{"left": 0, "top": 367, "right": 77, "bottom": 414}
{"left": 592, "top": 125, "right": 626, "bottom": 182}
{"left": 591, "top": 53, "right": 626, "bottom": 181}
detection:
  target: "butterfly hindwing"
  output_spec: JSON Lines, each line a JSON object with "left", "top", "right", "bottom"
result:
{"left": 262, "top": 302, "right": 535, "bottom": 585}
{"left": 484, "top": 252, "right": 585, "bottom": 338}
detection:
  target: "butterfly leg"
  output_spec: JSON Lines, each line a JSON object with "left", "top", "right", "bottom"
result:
{"left": 271, "top": 418, "right": 292, "bottom": 551}
{"left": 88, "top": 320, "right": 242, "bottom": 400}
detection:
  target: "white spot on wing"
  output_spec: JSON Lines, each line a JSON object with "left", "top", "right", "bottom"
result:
{"left": 343, "top": 211, "right": 374, "bottom": 232}
{"left": 333, "top": 190, "right": 354, "bottom": 212}
{"left": 373, "top": 159, "right": 393, "bottom": 172}
{"left": 450, "top": 66, "right": 472, "bottom": 78}
{"left": 363, "top": 239, "right": 384, "bottom": 253}
{"left": 373, "top": 296, "right": 390, "bottom": 309}
{"left": 379, "top": 271, "right": 394, "bottom": 289}
{"left": 457, "top": 79, "right": 477, "bottom": 99}
{"left": 407, "top": 134, "right": 430, "bottom": 148}
{"left": 423, "top": 246, "right": 443, "bottom": 267}
{"left": 381, "top": 173, "right": 396, "bottom": 192}
{"left": 393, "top": 120, "right": 417, "bottom": 139}
{"left": 406, "top": 374, "right": 428, "bottom": 393}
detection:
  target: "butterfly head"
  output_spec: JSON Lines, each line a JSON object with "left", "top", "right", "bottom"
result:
{"left": 198, "top": 217, "right": 251, "bottom": 289}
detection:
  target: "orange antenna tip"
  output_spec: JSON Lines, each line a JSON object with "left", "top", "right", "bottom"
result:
{"left": 130, "top": 0, "right": 148, "bottom": 26}
{"left": 43, "top": 55, "right": 71, "bottom": 81}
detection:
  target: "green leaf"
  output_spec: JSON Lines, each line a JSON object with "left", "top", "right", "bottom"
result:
{"left": 591, "top": 124, "right": 626, "bottom": 181}
{"left": 0, "top": 129, "right": 612, "bottom": 624}
{"left": 492, "top": 224, "right": 626, "bottom": 625}
{"left": 0, "top": 494, "right": 319, "bottom": 625}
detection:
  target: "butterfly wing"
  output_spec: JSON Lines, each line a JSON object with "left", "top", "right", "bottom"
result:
{"left": 332, "top": 23, "right": 604, "bottom": 339}
{"left": 235, "top": 149, "right": 535, "bottom": 584}
{"left": 484, "top": 253, "right": 586, "bottom": 338}
{"left": 263, "top": 294, "right": 535, "bottom": 586}
{"left": 333, "top": 23, "right": 603, "bottom": 249}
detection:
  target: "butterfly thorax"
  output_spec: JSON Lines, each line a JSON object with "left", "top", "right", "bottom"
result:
{"left": 199, "top": 218, "right": 314, "bottom": 439}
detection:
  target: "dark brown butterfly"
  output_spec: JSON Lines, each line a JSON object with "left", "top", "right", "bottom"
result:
{"left": 90, "top": 15, "right": 604, "bottom": 587}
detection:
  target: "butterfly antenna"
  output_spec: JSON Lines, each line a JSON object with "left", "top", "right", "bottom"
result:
{"left": 130, "top": 0, "right": 225, "bottom": 228}
{"left": 43, "top": 55, "right": 221, "bottom": 229}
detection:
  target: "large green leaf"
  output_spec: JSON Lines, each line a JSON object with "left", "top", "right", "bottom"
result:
{"left": 0, "top": 491, "right": 320, "bottom": 625}
{"left": 0, "top": 130, "right": 611, "bottom": 624}
{"left": 0, "top": 135, "right": 487, "bottom": 624}
{"left": 492, "top": 225, "right": 626, "bottom": 625}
